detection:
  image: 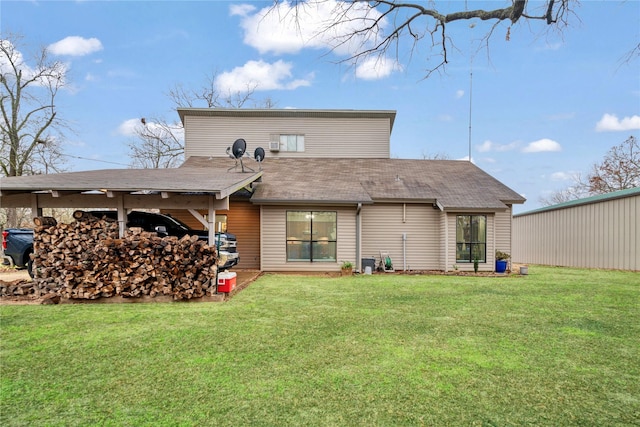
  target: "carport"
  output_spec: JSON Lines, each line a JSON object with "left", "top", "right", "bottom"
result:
{"left": 0, "top": 167, "right": 262, "bottom": 245}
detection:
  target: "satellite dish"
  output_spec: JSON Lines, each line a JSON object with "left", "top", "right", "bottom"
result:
{"left": 254, "top": 147, "right": 265, "bottom": 162}
{"left": 231, "top": 138, "right": 246, "bottom": 159}
{"left": 227, "top": 138, "right": 255, "bottom": 173}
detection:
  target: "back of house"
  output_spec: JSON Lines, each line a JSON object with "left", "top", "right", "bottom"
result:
{"left": 172, "top": 108, "right": 525, "bottom": 273}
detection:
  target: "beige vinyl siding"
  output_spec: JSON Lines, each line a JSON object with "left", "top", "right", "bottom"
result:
{"left": 513, "top": 194, "right": 639, "bottom": 270}
{"left": 184, "top": 116, "right": 390, "bottom": 159}
{"left": 260, "top": 205, "right": 356, "bottom": 272}
{"left": 360, "top": 204, "right": 440, "bottom": 271}
{"left": 440, "top": 211, "right": 448, "bottom": 271}
{"left": 446, "top": 213, "right": 496, "bottom": 272}
{"left": 494, "top": 207, "right": 513, "bottom": 255}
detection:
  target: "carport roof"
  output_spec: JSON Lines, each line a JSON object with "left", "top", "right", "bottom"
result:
{"left": 0, "top": 167, "right": 262, "bottom": 199}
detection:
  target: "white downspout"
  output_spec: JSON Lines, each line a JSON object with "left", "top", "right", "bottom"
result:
{"left": 356, "top": 203, "right": 362, "bottom": 272}
{"left": 402, "top": 232, "right": 407, "bottom": 271}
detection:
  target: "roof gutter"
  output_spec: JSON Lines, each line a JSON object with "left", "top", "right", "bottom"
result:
{"left": 249, "top": 198, "right": 374, "bottom": 206}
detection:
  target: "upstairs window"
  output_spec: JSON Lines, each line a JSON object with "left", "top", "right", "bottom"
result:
{"left": 271, "top": 134, "right": 305, "bottom": 152}
{"left": 456, "top": 215, "right": 486, "bottom": 263}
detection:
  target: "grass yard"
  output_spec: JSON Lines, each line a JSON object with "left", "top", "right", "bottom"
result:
{"left": 1, "top": 266, "right": 639, "bottom": 426}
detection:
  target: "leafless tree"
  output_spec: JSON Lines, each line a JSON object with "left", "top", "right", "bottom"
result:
{"left": 129, "top": 71, "right": 277, "bottom": 168}
{"left": 1, "top": 34, "right": 69, "bottom": 227}
{"left": 128, "top": 119, "right": 184, "bottom": 169}
{"left": 421, "top": 150, "right": 451, "bottom": 160}
{"left": 586, "top": 135, "right": 639, "bottom": 194}
{"left": 0, "top": 34, "right": 69, "bottom": 177}
{"left": 540, "top": 136, "right": 639, "bottom": 206}
{"left": 539, "top": 174, "right": 589, "bottom": 206}
{"left": 273, "top": 0, "right": 577, "bottom": 76}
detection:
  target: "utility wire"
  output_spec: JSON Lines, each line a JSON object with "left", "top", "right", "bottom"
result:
{"left": 60, "top": 153, "right": 129, "bottom": 167}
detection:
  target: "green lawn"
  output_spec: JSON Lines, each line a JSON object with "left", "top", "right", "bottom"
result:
{"left": 1, "top": 266, "right": 639, "bottom": 426}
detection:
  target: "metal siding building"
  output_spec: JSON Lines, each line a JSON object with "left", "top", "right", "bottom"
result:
{"left": 512, "top": 188, "right": 640, "bottom": 271}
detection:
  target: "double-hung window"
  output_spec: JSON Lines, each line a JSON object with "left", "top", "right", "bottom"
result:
{"left": 456, "top": 215, "right": 486, "bottom": 263}
{"left": 286, "top": 211, "right": 337, "bottom": 262}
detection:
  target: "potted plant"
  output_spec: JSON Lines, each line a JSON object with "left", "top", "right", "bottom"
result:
{"left": 495, "top": 250, "right": 510, "bottom": 273}
{"left": 341, "top": 260, "right": 353, "bottom": 276}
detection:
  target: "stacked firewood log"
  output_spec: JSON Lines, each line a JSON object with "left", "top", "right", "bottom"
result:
{"left": 27, "top": 213, "right": 218, "bottom": 300}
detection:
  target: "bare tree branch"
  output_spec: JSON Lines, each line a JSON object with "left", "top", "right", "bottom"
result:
{"left": 540, "top": 136, "right": 640, "bottom": 206}
{"left": 278, "top": 0, "right": 577, "bottom": 76}
{"left": 587, "top": 135, "right": 639, "bottom": 194}
{"left": 0, "top": 33, "right": 69, "bottom": 178}
{"left": 130, "top": 71, "right": 277, "bottom": 169}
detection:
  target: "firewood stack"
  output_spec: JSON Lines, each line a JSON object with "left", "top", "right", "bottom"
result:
{"left": 29, "top": 214, "right": 218, "bottom": 300}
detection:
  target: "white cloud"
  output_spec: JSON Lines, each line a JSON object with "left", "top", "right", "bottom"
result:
{"left": 595, "top": 113, "right": 640, "bottom": 132}
{"left": 549, "top": 171, "right": 574, "bottom": 181}
{"left": 536, "top": 41, "right": 562, "bottom": 51}
{"left": 117, "top": 119, "right": 140, "bottom": 136}
{"left": 215, "top": 60, "right": 312, "bottom": 93}
{"left": 354, "top": 56, "right": 401, "bottom": 80}
{"left": 522, "top": 138, "right": 562, "bottom": 153}
{"left": 234, "top": 0, "right": 386, "bottom": 56}
{"left": 48, "top": 36, "right": 103, "bottom": 56}
{"left": 476, "top": 140, "right": 518, "bottom": 153}
{"left": 455, "top": 89, "right": 464, "bottom": 99}
{"left": 117, "top": 118, "right": 184, "bottom": 141}
{"left": 229, "top": 4, "right": 256, "bottom": 16}
{"left": 0, "top": 40, "right": 30, "bottom": 75}
{"left": 0, "top": 40, "right": 69, "bottom": 87}
{"left": 437, "top": 114, "right": 453, "bottom": 122}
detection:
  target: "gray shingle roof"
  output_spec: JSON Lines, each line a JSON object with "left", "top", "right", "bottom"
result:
{"left": 183, "top": 157, "right": 526, "bottom": 209}
{"left": 0, "top": 168, "right": 262, "bottom": 199}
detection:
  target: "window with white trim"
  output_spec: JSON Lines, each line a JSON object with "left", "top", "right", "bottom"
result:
{"left": 456, "top": 215, "right": 487, "bottom": 263}
{"left": 286, "top": 211, "right": 337, "bottom": 262}
{"left": 271, "top": 134, "right": 305, "bottom": 152}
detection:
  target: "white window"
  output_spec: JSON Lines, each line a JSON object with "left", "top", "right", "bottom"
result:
{"left": 271, "top": 134, "right": 304, "bottom": 152}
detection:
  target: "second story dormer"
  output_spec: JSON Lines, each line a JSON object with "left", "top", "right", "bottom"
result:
{"left": 178, "top": 108, "right": 396, "bottom": 159}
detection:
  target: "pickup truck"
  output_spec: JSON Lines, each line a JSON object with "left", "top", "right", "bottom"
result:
{"left": 1, "top": 211, "right": 239, "bottom": 276}
{"left": 2, "top": 228, "right": 34, "bottom": 275}
{"left": 87, "top": 211, "right": 239, "bottom": 271}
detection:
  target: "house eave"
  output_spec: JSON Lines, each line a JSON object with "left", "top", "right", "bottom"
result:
{"left": 178, "top": 108, "right": 397, "bottom": 132}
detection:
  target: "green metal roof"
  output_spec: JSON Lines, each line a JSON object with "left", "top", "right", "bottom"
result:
{"left": 514, "top": 187, "right": 640, "bottom": 217}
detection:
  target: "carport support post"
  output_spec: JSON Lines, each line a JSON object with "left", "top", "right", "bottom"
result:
{"left": 116, "top": 194, "right": 126, "bottom": 238}
{"left": 30, "top": 194, "right": 42, "bottom": 220}
{"left": 207, "top": 196, "right": 216, "bottom": 246}
{"left": 208, "top": 196, "right": 218, "bottom": 294}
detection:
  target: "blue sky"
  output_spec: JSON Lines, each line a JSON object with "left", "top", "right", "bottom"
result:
{"left": 2, "top": 0, "right": 639, "bottom": 213}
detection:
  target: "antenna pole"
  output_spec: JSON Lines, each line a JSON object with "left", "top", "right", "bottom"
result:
{"left": 467, "top": 20, "right": 475, "bottom": 163}
{"left": 468, "top": 70, "right": 473, "bottom": 162}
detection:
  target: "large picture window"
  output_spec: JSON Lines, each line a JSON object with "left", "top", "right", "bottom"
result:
{"left": 286, "top": 211, "right": 337, "bottom": 262}
{"left": 456, "top": 215, "right": 486, "bottom": 263}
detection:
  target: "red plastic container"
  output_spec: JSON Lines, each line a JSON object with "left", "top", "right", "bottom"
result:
{"left": 217, "top": 271, "right": 237, "bottom": 293}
